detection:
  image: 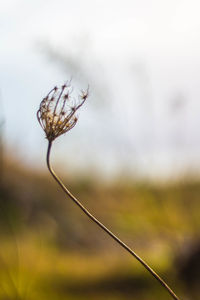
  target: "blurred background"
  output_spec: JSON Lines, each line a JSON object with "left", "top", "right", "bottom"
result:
{"left": 0, "top": 0, "right": 200, "bottom": 299}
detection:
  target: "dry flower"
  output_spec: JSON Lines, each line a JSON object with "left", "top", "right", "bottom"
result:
{"left": 37, "top": 81, "right": 89, "bottom": 141}
{"left": 37, "top": 81, "right": 180, "bottom": 300}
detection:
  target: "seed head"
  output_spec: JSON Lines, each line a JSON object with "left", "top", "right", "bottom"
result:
{"left": 37, "top": 82, "right": 89, "bottom": 142}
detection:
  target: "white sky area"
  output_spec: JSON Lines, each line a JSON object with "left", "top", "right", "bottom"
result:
{"left": 1, "top": 0, "right": 200, "bottom": 180}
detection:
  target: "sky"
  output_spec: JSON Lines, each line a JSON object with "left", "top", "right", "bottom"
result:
{"left": 1, "top": 0, "right": 200, "bottom": 180}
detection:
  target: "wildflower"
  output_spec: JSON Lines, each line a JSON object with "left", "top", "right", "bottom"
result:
{"left": 37, "top": 80, "right": 179, "bottom": 300}
{"left": 37, "top": 81, "right": 89, "bottom": 141}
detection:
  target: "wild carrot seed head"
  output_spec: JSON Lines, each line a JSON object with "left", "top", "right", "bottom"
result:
{"left": 37, "top": 81, "right": 89, "bottom": 142}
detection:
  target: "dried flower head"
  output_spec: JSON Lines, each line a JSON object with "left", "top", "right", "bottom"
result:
{"left": 37, "top": 81, "right": 89, "bottom": 141}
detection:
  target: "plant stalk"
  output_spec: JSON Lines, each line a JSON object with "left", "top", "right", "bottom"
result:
{"left": 46, "top": 140, "right": 180, "bottom": 300}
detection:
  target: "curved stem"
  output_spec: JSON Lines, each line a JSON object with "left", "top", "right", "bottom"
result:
{"left": 46, "top": 141, "right": 180, "bottom": 300}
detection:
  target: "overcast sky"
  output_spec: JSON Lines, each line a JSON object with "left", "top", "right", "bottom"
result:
{"left": 1, "top": 0, "right": 200, "bottom": 179}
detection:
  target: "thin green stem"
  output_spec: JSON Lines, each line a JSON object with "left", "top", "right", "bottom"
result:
{"left": 46, "top": 140, "right": 180, "bottom": 300}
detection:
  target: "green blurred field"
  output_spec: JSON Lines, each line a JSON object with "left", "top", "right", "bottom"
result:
{"left": 0, "top": 158, "right": 199, "bottom": 299}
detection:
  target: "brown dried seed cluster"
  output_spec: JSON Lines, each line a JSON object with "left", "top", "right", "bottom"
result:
{"left": 37, "top": 82, "right": 89, "bottom": 141}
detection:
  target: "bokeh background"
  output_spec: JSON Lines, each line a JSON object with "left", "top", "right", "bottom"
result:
{"left": 0, "top": 0, "right": 200, "bottom": 299}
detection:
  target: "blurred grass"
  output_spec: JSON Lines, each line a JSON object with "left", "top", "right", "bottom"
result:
{"left": 0, "top": 157, "right": 199, "bottom": 299}
{"left": 0, "top": 235, "right": 180, "bottom": 300}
